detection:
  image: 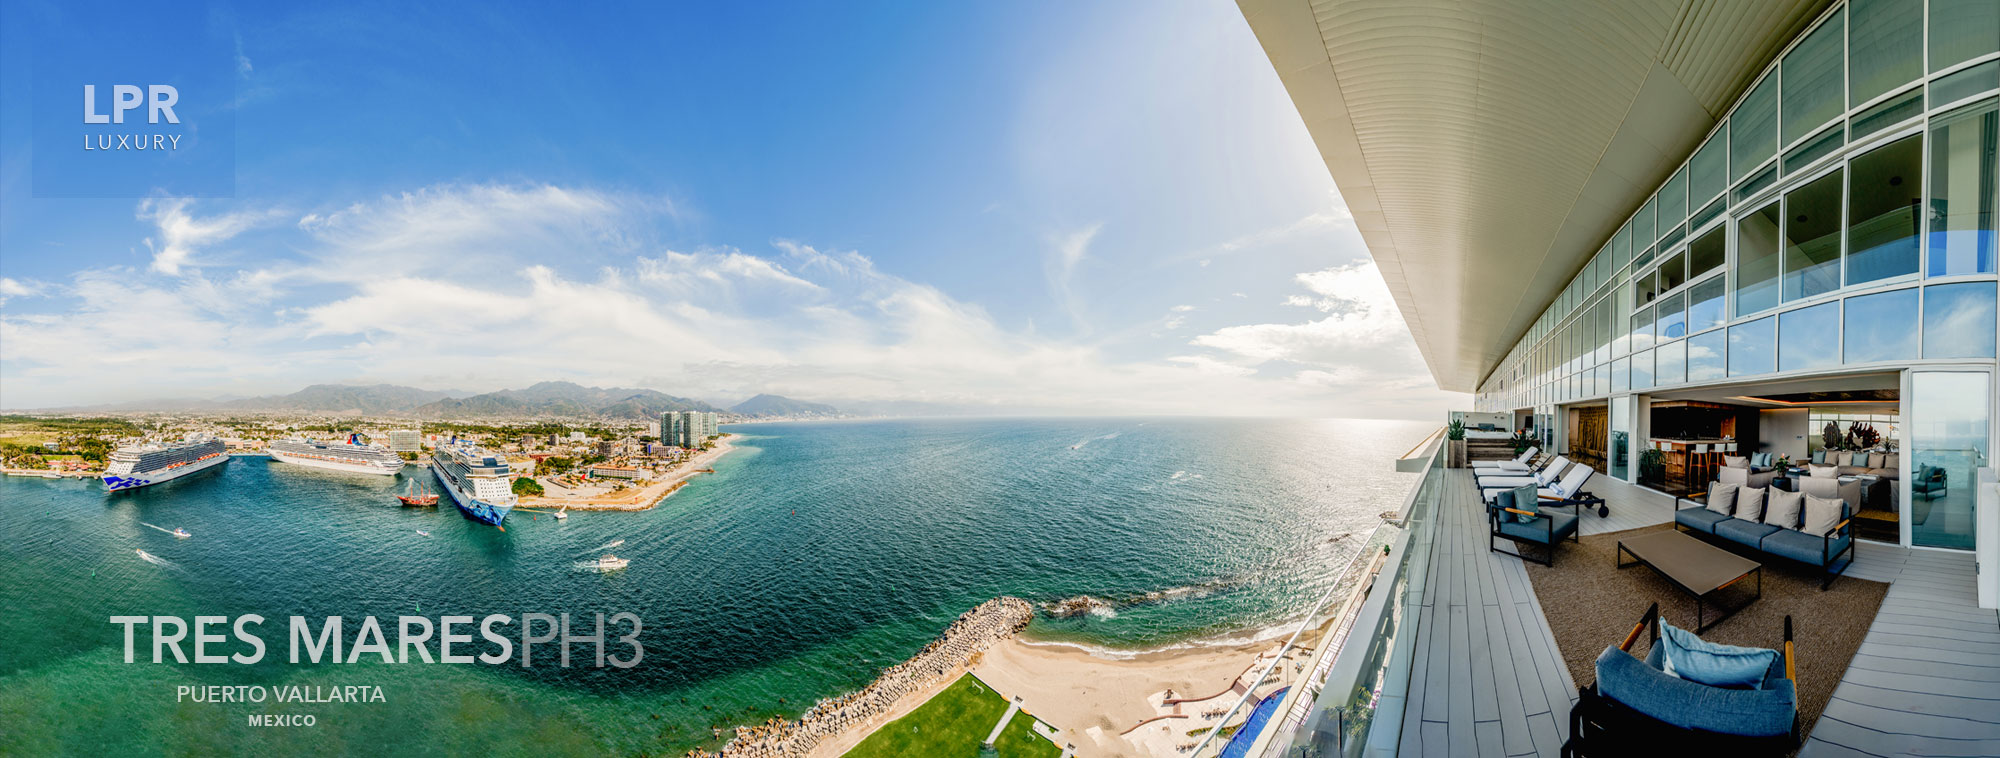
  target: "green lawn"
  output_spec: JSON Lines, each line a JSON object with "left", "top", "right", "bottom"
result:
{"left": 843, "top": 674, "right": 1061, "bottom": 758}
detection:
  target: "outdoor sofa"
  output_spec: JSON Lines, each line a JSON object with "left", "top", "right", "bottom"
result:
{"left": 1563, "top": 603, "right": 1798, "bottom": 756}
{"left": 1674, "top": 480, "right": 1854, "bottom": 590}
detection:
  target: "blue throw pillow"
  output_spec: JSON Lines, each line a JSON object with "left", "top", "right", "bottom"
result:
{"left": 1811, "top": 450, "right": 1827, "bottom": 465}
{"left": 1510, "top": 484, "right": 1539, "bottom": 523}
{"left": 1658, "top": 620, "right": 1777, "bottom": 689}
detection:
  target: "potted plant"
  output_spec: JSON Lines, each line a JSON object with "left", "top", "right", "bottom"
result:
{"left": 1446, "top": 419, "right": 1467, "bottom": 468}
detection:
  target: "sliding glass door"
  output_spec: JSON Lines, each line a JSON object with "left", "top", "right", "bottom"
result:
{"left": 1908, "top": 371, "right": 1992, "bottom": 549}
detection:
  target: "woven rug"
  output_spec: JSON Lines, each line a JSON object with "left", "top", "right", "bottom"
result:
{"left": 1520, "top": 522, "right": 1887, "bottom": 741}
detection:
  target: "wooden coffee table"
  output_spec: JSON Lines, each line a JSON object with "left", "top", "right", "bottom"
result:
{"left": 1615, "top": 530, "right": 1762, "bottom": 633}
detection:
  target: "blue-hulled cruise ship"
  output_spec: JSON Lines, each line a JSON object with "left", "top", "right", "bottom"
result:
{"left": 102, "top": 437, "right": 229, "bottom": 491}
{"left": 430, "top": 443, "right": 517, "bottom": 526}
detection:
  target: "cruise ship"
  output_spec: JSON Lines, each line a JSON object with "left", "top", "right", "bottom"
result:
{"left": 430, "top": 443, "right": 517, "bottom": 526}
{"left": 267, "top": 435, "right": 404, "bottom": 475}
{"left": 102, "top": 437, "right": 229, "bottom": 491}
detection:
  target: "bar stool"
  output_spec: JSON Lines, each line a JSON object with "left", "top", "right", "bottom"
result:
{"left": 1694, "top": 443, "right": 1711, "bottom": 486}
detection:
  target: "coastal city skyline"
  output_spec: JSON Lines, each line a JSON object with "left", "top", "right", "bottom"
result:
{"left": 0, "top": 1, "right": 1461, "bottom": 419}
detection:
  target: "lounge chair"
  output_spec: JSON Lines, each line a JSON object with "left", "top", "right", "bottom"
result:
{"left": 1475, "top": 455, "right": 1569, "bottom": 490}
{"left": 1530, "top": 464, "right": 1607, "bottom": 517}
{"left": 1488, "top": 485, "right": 1579, "bottom": 566}
{"left": 1563, "top": 604, "right": 1798, "bottom": 757}
{"left": 1472, "top": 446, "right": 1539, "bottom": 471}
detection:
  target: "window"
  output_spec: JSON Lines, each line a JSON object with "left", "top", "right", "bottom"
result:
{"left": 1691, "top": 129, "right": 1729, "bottom": 205}
{"left": 1909, "top": 371, "right": 1990, "bottom": 550}
{"left": 1631, "top": 348, "right": 1655, "bottom": 389}
{"left": 1689, "top": 226, "right": 1725, "bottom": 279}
{"left": 1688, "top": 275, "right": 1727, "bottom": 333}
{"left": 1782, "top": 8, "right": 1845, "bottom": 146}
{"left": 1631, "top": 305, "right": 1656, "bottom": 353}
{"left": 1779, "top": 301, "right": 1840, "bottom": 372}
{"left": 1733, "top": 74, "right": 1779, "bottom": 181}
{"left": 1614, "top": 222, "right": 1632, "bottom": 270}
{"left": 1847, "top": 134, "right": 1923, "bottom": 285}
{"left": 1661, "top": 166, "right": 1688, "bottom": 227}
{"left": 1656, "top": 339, "right": 1687, "bottom": 385}
{"left": 1849, "top": 0, "right": 1923, "bottom": 105}
{"left": 1844, "top": 287, "right": 1921, "bottom": 363}
{"left": 1729, "top": 316, "right": 1776, "bottom": 376}
{"left": 1738, "top": 202, "right": 1783, "bottom": 316}
{"left": 1930, "top": 0, "right": 2000, "bottom": 74}
{"left": 1658, "top": 290, "right": 1687, "bottom": 340}
{"left": 1783, "top": 169, "right": 1843, "bottom": 302}
{"left": 1688, "top": 330, "right": 1726, "bottom": 382}
{"left": 1928, "top": 100, "right": 1998, "bottom": 276}
{"left": 1658, "top": 250, "right": 1687, "bottom": 292}
{"left": 1635, "top": 268, "right": 1658, "bottom": 306}
{"left": 1635, "top": 196, "right": 1657, "bottom": 248}
{"left": 1923, "top": 282, "right": 1999, "bottom": 358}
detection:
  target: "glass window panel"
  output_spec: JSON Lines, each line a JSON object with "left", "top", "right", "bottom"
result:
{"left": 1634, "top": 244, "right": 1656, "bottom": 270}
{"left": 1656, "top": 339, "right": 1686, "bottom": 385}
{"left": 1660, "top": 250, "right": 1688, "bottom": 292}
{"left": 1923, "top": 282, "right": 1999, "bottom": 358}
{"left": 1635, "top": 268, "right": 1659, "bottom": 306}
{"left": 1691, "top": 128, "right": 1729, "bottom": 204}
{"left": 1662, "top": 167, "right": 1688, "bottom": 225}
{"left": 1930, "top": 0, "right": 2000, "bottom": 73}
{"left": 1933, "top": 60, "right": 2000, "bottom": 106}
{"left": 1728, "top": 316, "right": 1777, "bottom": 376}
{"left": 1851, "top": 87, "right": 1925, "bottom": 140}
{"left": 1596, "top": 364, "right": 1609, "bottom": 395}
{"left": 1688, "top": 275, "right": 1727, "bottom": 333}
{"left": 1783, "top": 125, "right": 1846, "bottom": 174}
{"left": 1732, "top": 74, "right": 1779, "bottom": 181}
{"left": 1735, "top": 163, "right": 1778, "bottom": 205}
{"left": 1635, "top": 197, "right": 1657, "bottom": 247}
{"left": 1782, "top": 9, "right": 1845, "bottom": 147}
{"left": 1738, "top": 202, "right": 1783, "bottom": 316}
{"left": 1688, "top": 330, "right": 1726, "bottom": 382}
{"left": 1693, "top": 195, "right": 1728, "bottom": 230}
{"left": 1612, "top": 357, "right": 1630, "bottom": 394}
{"left": 1928, "top": 100, "right": 1999, "bottom": 276}
{"left": 1631, "top": 305, "right": 1656, "bottom": 353}
{"left": 1658, "top": 290, "right": 1687, "bottom": 340}
{"left": 1847, "top": 134, "right": 1924, "bottom": 285}
{"left": 1660, "top": 223, "right": 1687, "bottom": 250}
{"left": 1614, "top": 222, "right": 1632, "bottom": 268}
{"left": 1844, "top": 287, "right": 1920, "bottom": 363}
{"left": 1782, "top": 168, "right": 1844, "bottom": 302}
{"left": 1909, "top": 371, "right": 1990, "bottom": 550}
{"left": 1849, "top": 0, "right": 1924, "bottom": 105}
{"left": 1779, "top": 301, "right": 1840, "bottom": 372}
{"left": 1631, "top": 348, "right": 1654, "bottom": 389}
{"left": 1690, "top": 226, "right": 1725, "bottom": 278}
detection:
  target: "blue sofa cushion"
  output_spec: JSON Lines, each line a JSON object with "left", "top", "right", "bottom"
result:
{"left": 1595, "top": 646, "right": 1796, "bottom": 737}
{"left": 1811, "top": 450, "right": 1827, "bottom": 465}
{"left": 1714, "top": 518, "right": 1780, "bottom": 548}
{"left": 1497, "top": 511, "right": 1578, "bottom": 545}
{"left": 1762, "top": 528, "right": 1846, "bottom": 567}
{"left": 1675, "top": 507, "right": 1730, "bottom": 534}
{"left": 1659, "top": 620, "right": 1777, "bottom": 688}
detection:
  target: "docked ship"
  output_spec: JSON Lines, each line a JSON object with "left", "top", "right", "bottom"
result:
{"left": 102, "top": 437, "right": 229, "bottom": 491}
{"left": 268, "top": 434, "right": 404, "bottom": 476}
{"left": 430, "top": 443, "right": 517, "bottom": 526}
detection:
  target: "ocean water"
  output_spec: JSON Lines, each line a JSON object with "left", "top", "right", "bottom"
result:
{"left": 0, "top": 417, "right": 1428, "bottom": 756}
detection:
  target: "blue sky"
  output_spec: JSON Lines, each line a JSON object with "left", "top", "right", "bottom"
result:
{"left": 0, "top": 0, "right": 1463, "bottom": 417}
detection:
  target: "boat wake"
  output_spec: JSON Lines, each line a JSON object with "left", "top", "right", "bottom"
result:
{"left": 577, "top": 539, "right": 624, "bottom": 556}
{"left": 138, "top": 522, "right": 180, "bottom": 536}
{"left": 133, "top": 549, "right": 187, "bottom": 574}
{"left": 1069, "top": 431, "right": 1123, "bottom": 450}
{"left": 1168, "top": 470, "right": 1205, "bottom": 481}
{"left": 1039, "top": 576, "right": 1250, "bottom": 620}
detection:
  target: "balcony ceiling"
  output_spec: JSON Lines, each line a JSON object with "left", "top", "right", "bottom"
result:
{"left": 1238, "top": 0, "right": 1837, "bottom": 393}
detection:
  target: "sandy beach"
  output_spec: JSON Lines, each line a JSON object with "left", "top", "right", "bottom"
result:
{"left": 970, "top": 631, "right": 1318, "bottom": 758}
{"left": 517, "top": 435, "right": 738, "bottom": 512}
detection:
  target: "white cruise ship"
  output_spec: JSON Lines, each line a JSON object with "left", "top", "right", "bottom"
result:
{"left": 102, "top": 437, "right": 229, "bottom": 491}
{"left": 430, "top": 443, "right": 517, "bottom": 526}
{"left": 268, "top": 435, "right": 404, "bottom": 475}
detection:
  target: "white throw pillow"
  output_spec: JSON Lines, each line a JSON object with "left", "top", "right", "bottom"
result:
{"left": 1765, "top": 489, "right": 1804, "bottom": 529}
{"left": 1705, "top": 482, "right": 1738, "bottom": 515}
{"left": 1809, "top": 464, "right": 1840, "bottom": 479}
{"left": 1736, "top": 487, "right": 1767, "bottom": 523}
{"left": 1723, "top": 455, "right": 1749, "bottom": 469}
{"left": 1801, "top": 495, "right": 1843, "bottom": 535}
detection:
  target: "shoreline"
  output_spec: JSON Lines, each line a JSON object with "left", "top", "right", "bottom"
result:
{"left": 518, "top": 435, "right": 739, "bottom": 512}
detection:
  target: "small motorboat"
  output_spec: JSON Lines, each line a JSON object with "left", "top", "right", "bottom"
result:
{"left": 416, "top": 530, "right": 430, "bottom": 537}
{"left": 554, "top": 506, "right": 568, "bottom": 521}
{"left": 171, "top": 527, "right": 191, "bottom": 539}
{"left": 588, "top": 554, "right": 629, "bottom": 571}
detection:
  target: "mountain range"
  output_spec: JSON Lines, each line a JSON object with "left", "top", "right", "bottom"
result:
{"left": 728, "top": 393, "right": 839, "bottom": 418}
{"left": 410, "top": 381, "right": 722, "bottom": 420}
{"left": 17, "top": 381, "right": 847, "bottom": 420}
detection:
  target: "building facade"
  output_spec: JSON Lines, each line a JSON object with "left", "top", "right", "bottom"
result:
{"left": 659, "top": 410, "right": 718, "bottom": 449}
{"left": 387, "top": 429, "right": 422, "bottom": 453}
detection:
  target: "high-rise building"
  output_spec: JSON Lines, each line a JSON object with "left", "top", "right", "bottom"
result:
{"left": 661, "top": 410, "right": 720, "bottom": 448}
{"left": 387, "top": 430, "right": 422, "bottom": 453}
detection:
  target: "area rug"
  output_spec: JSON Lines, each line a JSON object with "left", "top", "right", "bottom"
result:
{"left": 1521, "top": 522, "right": 1887, "bottom": 740}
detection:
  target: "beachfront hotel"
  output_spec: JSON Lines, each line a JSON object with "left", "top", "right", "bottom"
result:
{"left": 1231, "top": 0, "right": 2000, "bottom": 756}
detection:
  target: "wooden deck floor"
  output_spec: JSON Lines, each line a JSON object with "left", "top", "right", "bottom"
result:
{"left": 1799, "top": 542, "right": 2000, "bottom": 757}
{"left": 1411, "top": 465, "right": 2000, "bottom": 757}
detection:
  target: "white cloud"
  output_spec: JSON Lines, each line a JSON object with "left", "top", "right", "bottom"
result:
{"left": 139, "top": 198, "right": 280, "bottom": 275}
{"left": 0, "top": 277, "right": 39, "bottom": 305}
{"left": 1044, "top": 223, "right": 1100, "bottom": 333}
{"left": 2, "top": 184, "right": 1460, "bottom": 418}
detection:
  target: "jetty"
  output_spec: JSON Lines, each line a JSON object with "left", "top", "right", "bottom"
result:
{"left": 687, "top": 597, "right": 1035, "bottom": 758}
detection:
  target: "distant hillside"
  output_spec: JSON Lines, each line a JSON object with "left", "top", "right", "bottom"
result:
{"left": 730, "top": 394, "right": 839, "bottom": 418}
{"left": 226, "top": 384, "right": 461, "bottom": 414}
{"left": 412, "top": 381, "right": 721, "bottom": 420}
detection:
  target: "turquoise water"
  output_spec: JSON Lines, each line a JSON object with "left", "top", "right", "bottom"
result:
{"left": 0, "top": 417, "right": 1427, "bottom": 756}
